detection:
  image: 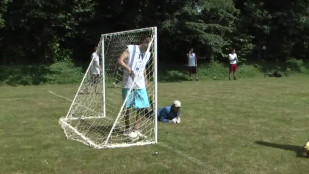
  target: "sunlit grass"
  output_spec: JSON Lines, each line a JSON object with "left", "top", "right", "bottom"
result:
{"left": 0, "top": 76, "right": 309, "bottom": 173}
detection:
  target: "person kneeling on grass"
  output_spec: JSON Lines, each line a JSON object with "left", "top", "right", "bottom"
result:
{"left": 156, "top": 100, "right": 181, "bottom": 123}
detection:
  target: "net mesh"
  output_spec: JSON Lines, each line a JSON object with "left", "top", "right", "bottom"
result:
{"left": 59, "top": 27, "right": 157, "bottom": 148}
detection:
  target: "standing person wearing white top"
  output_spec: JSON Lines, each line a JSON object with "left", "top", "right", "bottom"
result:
{"left": 228, "top": 49, "right": 238, "bottom": 80}
{"left": 89, "top": 46, "right": 101, "bottom": 91}
{"left": 187, "top": 48, "right": 198, "bottom": 81}
{"left": 118, "top": 37, "right": 151, "bottom": 136}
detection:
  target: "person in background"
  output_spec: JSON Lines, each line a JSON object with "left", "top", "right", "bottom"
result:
{"left": 187, "top": 48, "right": 198, "bottom": 81}
{"left": 228, "top": 48, "right": 238, "bottom": 80}
{"left": 157, "top": 100, "right": 181, "bottom": 123}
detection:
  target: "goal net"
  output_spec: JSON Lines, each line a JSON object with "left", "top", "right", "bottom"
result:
{"left": 59, "top": 27, "right": 157, "bottom": 148}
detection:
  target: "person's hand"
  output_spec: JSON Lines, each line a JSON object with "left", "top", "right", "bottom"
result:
{"left": 170, "top": 117, "right": 181, "bottom": 123}
{"left": 145, "top": 78, "right": 149, "bottom": 87}
{"left": 169, "top": 119, "right": 176, "bottom": 123}
{"left": 129, "top": 69, "right": 136, "bottom": 78}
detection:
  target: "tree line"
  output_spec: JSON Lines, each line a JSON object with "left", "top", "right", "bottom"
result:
{"left": 0, "top": 0, "right": 308, "bottom": 65}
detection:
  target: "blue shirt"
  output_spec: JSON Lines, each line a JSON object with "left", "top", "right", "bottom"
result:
{"left": 157, "top": 105, "right": 180, "bottom": 122}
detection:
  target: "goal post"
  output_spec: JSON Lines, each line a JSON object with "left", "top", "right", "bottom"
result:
{"left": 59, "top": 27, "right": 158, "bottom": 148}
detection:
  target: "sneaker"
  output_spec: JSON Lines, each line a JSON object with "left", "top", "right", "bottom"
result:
{"left": 134, "top": 130, "right": 147, "bottom": 139}
{"left": 196, "top": 78, "right": 199, "bottom": 81}
{"left": 127, "top": 131, "right": 140, "bottom": 141}
{"left": 135, "top": 130, "right": 143, "bottom": 137}
{"left": 234, "top": 77, "right": 237, "bottom": 80}
{"left": 112, "top": 82, "right": 120, "bottom": 88}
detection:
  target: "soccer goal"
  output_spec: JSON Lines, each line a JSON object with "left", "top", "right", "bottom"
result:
{"left": 59, "top": 27, "right": 157, "bottom": 148}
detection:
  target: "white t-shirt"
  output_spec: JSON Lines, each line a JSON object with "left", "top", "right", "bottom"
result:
{"left": 90, "top": 52, "right": 100, "bottom": 74}
{"left": 228, "top": 53, "right": 237, "bottom": 64}
{"left": 122, "top": 45, "right": 150, "bottom": 89}
{"left": 188, "top": 53, "right": 196, "bottom": 67}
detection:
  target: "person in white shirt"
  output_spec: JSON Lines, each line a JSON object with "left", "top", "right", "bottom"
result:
{"left": 228, "top": 49, "right": 238, "bottom": 80}
{"left": 89, "top": 46, "right": 101, "bottom": 91}
{"left": 187, "top": 48, "right": 198, "bottom": 81}
{"left": 118, "top": 37, "right": 151, "bottom": 136}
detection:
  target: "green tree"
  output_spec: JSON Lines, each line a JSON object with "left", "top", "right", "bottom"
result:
{"left": 161, "top": 0, "right": 239, "bottom": 62}
{"left": 235, "top": 0, "right": 308, "bottom": 62}
{"left": 1, "top": 0, "right": 95, "bottom": 64}
{"left": 0, "top": 0, "right": 12, "bottom": 61}
{"left": 237, "top": 0, "right": 271, "bottom": 61}
{"left": 266, "top": 0, "right": 309, "bottom": 61}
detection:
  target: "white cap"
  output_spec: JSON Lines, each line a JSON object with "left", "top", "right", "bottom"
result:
{"left": 173, "top": 100, "right": 181, "bottom": 107}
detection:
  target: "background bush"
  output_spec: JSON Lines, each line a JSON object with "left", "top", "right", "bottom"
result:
{"left": 44, "top": 61, "right": 84, "bottom": 84}
{"left": 0, "top": 61, "right": 84, "bottom": 85}
{"left": 286, "top": 58, "right": 305, "bottom": 73}
{"left": 159, "top": 70, "right": 188, "bottom": 82}
{"left": 199, "top": 62, "right": 228, "bottom": 80}
{"left": 0, "top": 60, "right": 308, "bottom": 86}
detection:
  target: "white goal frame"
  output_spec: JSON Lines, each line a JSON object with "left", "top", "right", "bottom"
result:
{"left": 59, "top": 27, "right": 158, "bottom": 148}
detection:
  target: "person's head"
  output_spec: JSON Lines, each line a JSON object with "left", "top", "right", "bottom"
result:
{"left": 232, "top": 48, "right": 236, "bottom": 54}
{"left": 94, "top": 46, "right": 98, "bottom": 52}
{"left": 171, "top": 100, "right": 181, "bottom": 113}
{"left": 139, "top": 37, "right": 151, "bottom": 52}
{"left": 189, "top": 48, "right": 194, "bottom": 53}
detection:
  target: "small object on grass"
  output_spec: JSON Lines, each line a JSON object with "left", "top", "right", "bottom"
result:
{"left": 153, "top": 151, "right": 159, "bottom": 155}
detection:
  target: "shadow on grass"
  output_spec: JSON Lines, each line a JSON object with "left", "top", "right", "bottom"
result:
{"left": 255, "top": 141, "right": 307, "bottom": 158}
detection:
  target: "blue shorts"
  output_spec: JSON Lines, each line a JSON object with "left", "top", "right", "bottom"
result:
{"left": 122, "top": 88, "right": 150, "bottom": 109}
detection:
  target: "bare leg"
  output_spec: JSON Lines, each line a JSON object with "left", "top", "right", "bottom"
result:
{"left": 134, "top": 109, "right": 144, "bottom": 130}
{"left": 233, "top": 71, "right": 237, "bottom": 80}
{"left": 124, "top": 109, "right": 130, "bottom": 129}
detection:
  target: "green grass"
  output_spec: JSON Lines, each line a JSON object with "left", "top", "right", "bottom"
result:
{"left": 1, "top": 76, "right": 309, "bottom": 173}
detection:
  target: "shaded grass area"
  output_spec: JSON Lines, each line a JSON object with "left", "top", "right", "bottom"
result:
{"left": 0, "top": 61, "right": 84, "bottom": 85}
{"left": 0, "top": 76, "right": 309, "bottom": 173}
{"left": 1, "top": 60, "right": 308, "bottom": 85}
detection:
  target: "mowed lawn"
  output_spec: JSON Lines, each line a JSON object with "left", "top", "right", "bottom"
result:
{"left": 0, "top": 76, "right": 309, "bottom": 174}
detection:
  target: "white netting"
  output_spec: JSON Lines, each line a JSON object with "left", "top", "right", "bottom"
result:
{"left": 59, "top": 27, "right": 157, "bottom": 148}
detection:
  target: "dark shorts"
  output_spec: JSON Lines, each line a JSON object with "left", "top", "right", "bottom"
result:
{"left": 188, "top": 66, "right": 197, "bottom": 74}
{"left": 229, "top": 64, "right": 237, "bottom": 72}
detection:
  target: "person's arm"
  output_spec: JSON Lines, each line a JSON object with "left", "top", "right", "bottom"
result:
{"left": 144, "top": 69, "right": 148, "bottom": 87}
{"left": 118, "top": 49, "right": 134, "bottom": 76}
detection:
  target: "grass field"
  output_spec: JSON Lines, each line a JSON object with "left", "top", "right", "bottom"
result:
{"left": 1, "top": 76, "right": 309, "bottom": 174}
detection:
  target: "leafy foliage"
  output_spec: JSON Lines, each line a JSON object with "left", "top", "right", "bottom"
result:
{"left": 161, "top": 0, "right": 239, "bottom": 62}
{"left": 1, "top": 0, "right": 95, "bottom": 64}
{"left": 0, "top": 61, "right": 83, "bottom": 85}
{"left": 0, "top": 0, "right": 308, "bottom": 66}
